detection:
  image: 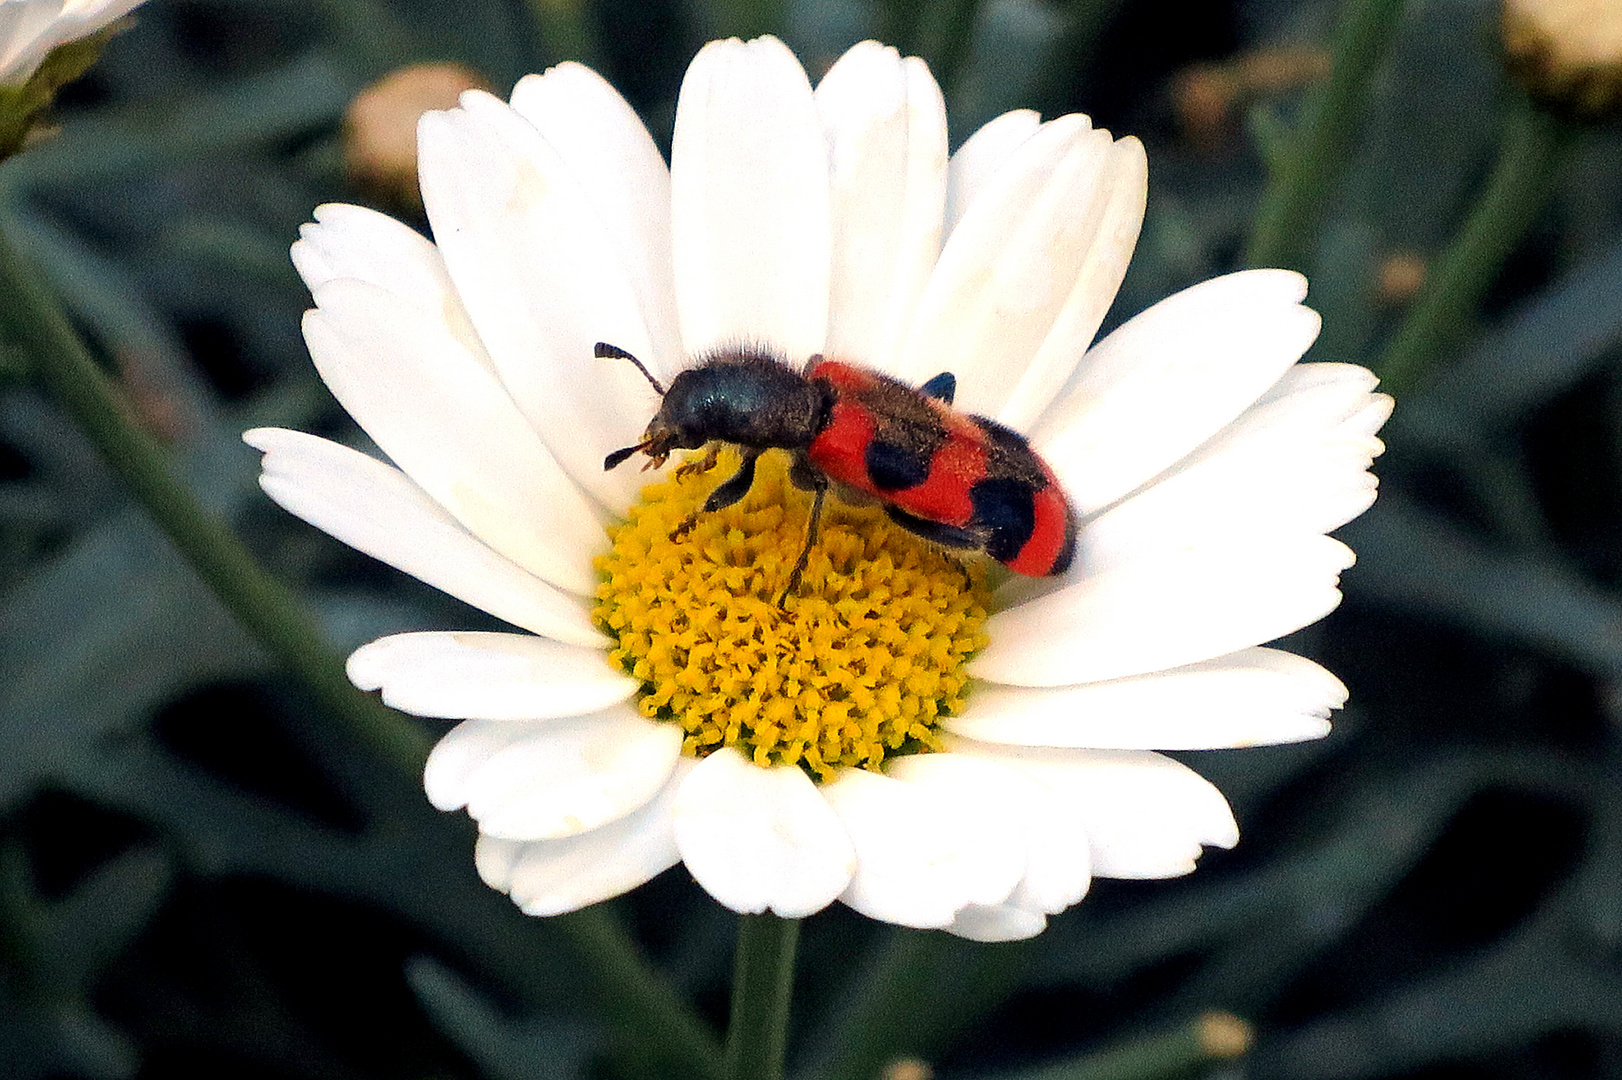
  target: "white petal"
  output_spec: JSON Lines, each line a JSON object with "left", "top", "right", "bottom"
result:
{"left": 244, "top": 429, "right": 604, "bottom": 647}
{"left": 945, "top": 109, "right": 1041, "bottom": 236}
{"left": 894, "top": 756, "right": 1089, "bottom": 918}
{"left": 672, "top": 748, "right": 855, "bottom": 917}
{"left": 1074, "top": 363, "right": 1391, "bottom": 577}
{"left": 895, "top": 117, "right": 1145, "bottom": 423}
{"left": 425, "top": 707, "right": 677, "bottom": 822}
{"left": 303, "top": 282, "right": 606, "bottom": 595}
{"left": 670, "top": 35, "right": 830, "bottom": 360}
{"left": 1033, "top": 269, "right": 1322, "bottom": 514}
{"left": 820, "top": 755, "right": 1025, "bottom": 928}
{"left": 1236, "top": 361, "right": 1392, "bottom": 437}
{"left": 946, "top": 902, "right": 1048, "bottom": 942}
{"left": 424, "top": 719, "right": 533, "bottom": 811}
{"left": 417, "top": 95, "right": 664, "bottom": 510}
{"left": 474, "top": 759, "right": 693, "bottom": 915}
{"left": 954, "top": 741, "right": 1238, "bottom": 879}
{"left": 959, "top": 760, "right": 1095, "bottom": 916}
{"left": 973, "top": 534, "right": 1355, "bottom": 686}
{"left": 290, "top": 203, "right": 489, "bottom": 367}
{"left": 817, "top": 41, "right": 948, "bottom": 373}
{"left": 473, "top": 833, "right": 524, "bottom": 890}
{"left": 458, "top": 707, "right": 683, "bottom": 840}
{"left": 346, "top": 631, "right": 635, "bottom": 720}
{"left": 508, "top": 63, "right": 683, "bottom": 382}
{"left": 952, "top": 647, "right": 1343, "bottom": 749}
{"left": 996, "top": 136, "right": 1146, "bottom": 431}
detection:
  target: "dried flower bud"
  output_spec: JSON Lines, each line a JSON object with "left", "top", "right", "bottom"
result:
{"left": 1377, "top": 251, "right": 1428, "bottom": 305}
{"left": 1197, "top": 1012, "right": 1254, "bottom": 1059}
{"left": 881, "top": 1060, "right": 933, "bottom": 1080}
{"left": 1173, "top": 64, "right": 1242, "bottom": 149}
{"left": 1502, "top": 0, "right": 1622, "bottom": 120}
{"left": 1173, "top": 46, "right": 1332, "bottom": 149}
{"left": 344, "top": 62, "right": 490, "bottom": 211}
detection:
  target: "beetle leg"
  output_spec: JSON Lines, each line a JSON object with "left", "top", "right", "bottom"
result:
{"left": 671, "top": 449, "right": 760, "bottom": 540}
{"left": 674, "top": 444, "right": 721, "bottom": 480}
{"left": 779, "top": 460, "right": 829, "bottom": 608}
{"left": 787, "top": 454, "right": 822, "bottom": 491}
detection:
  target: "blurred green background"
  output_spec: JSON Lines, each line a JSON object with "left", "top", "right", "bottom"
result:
{"left": 4, "top": 0, "right": 1622, "bottom": 1078}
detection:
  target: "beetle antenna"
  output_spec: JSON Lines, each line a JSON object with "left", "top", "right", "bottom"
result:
{"left": 595, "top": 342, "right": 666, "bottom": 395}
{"left": 604, "top": 440, "right": 651, "bottom": 471}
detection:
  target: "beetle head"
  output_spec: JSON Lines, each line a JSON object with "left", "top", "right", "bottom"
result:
{"left": 604, "top": 413, "right": 705, "bottom": 471}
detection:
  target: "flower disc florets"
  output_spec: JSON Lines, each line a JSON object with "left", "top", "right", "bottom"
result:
{"left": 594, "top": 451, "right": 990, "bottom": 780}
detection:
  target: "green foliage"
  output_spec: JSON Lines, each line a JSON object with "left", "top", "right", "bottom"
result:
{"left": 0, "top": 25, "right": 126, "bottom": 161}
{"left": 3, "top": 1, "right": 1622, "bottom": 1079}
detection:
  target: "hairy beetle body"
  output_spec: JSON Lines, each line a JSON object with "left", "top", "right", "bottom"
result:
{"left": 601, "top": 344, "right": 1077, "bottom": 601}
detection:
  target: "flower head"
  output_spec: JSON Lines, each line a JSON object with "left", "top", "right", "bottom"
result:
{"left": 1502, "top": 0, "right": 1622, "bottom": 120}
{"left": 248, "top": 37, "right": 1390, "bottom": 941}
{"left": 0, "top": 0, "right": 140, "bottom": 85}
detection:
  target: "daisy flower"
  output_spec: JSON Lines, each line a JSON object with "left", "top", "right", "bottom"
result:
{"left": 0, "top": 0, "right": 142, "bottom": 85}
{"left": 246, "top": 36, "right": 1390, "bottom": 942}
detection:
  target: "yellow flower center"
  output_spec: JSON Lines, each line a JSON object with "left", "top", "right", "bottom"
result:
{"left": 593, "top": 450, "right": 990, "bottom": 781}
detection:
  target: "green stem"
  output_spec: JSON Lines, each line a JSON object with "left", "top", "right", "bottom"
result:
{"left": 0, "top": 222, "right": 431, "bottom": 778}
{"left": 999, "top": 1013, "right": 1252, "bottom": 1080}
{"left": 1375, "top": 98, "right": 1575, "bottom": 398}
{"left": 1243, "top": 0, "right": 1408, "bottom": 270}
{"left": 725, "top": 913, "right": 800, "bottom": 1080}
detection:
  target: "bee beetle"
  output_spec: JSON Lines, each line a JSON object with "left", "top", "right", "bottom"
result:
{"left": 600, "top": 343, "right": 1077, "bottom": 604}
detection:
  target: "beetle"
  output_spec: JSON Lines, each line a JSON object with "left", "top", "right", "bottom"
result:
{"left": 600, "top": 342, "right": 1077, "bottom": 604}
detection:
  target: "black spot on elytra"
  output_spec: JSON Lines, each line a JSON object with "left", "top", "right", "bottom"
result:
{"left": 1050, "top": 511, "right": 1078, "bottom": 575}
{"left": 972, "top": 416, "right": 1049, "bottom": 484}
{"left": 866, "top": 440, "right": 931, "bottom": 491}
{"left": 884, "top": 505, "right": 983, "bottom": 549}
{"left": 972, "top": 478, "right": 1037, "bottom": 562}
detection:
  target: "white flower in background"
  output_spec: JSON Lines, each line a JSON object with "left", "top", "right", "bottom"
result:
{"left": 247, "top": 36, "right": 1391, "bottom": 941}
{"left": 0, "top": 0, "right": 142, "bottom": 85}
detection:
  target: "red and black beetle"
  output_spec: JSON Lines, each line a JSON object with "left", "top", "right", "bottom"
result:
{"left": 601, "top": 343, "right": 1077, "bottom": 603}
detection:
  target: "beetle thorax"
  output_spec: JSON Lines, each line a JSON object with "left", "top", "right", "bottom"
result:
{"left": 659, "top": 356, "right": 829, "bottom": 450}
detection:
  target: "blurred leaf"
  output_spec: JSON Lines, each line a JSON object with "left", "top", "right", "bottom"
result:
{"left": 1258, "top": 761, "right": 1622, "bottom": 1080}
{"left": 407, "top": 954, "right": 599, "bottom": 1080}
{"left": 0, "top": 994, "right": 139, "bottom": 1080}
{"left": 0, "top": 845, "right": 163, "bottom": 1080}
{"left": 946, "top": 0, "right": 1068, "bottom": 139}
{"left": 1340, "top": 497, "right": 1622, "bottom": 679}
{"left": 0, "top": 53, "right": 359, "bottom": 195}
{"left": 37, "top": 846, "right": 171, "bottom": 989}
{"left": 0, "top": 510, "right": 266, "bottom": 806}
{"left": 1412, "top": 236, "right": 1622, "bottom": 430}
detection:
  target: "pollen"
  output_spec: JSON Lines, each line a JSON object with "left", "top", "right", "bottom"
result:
{"left": 593, "top": 450, "right": 991, "bottom": 782}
